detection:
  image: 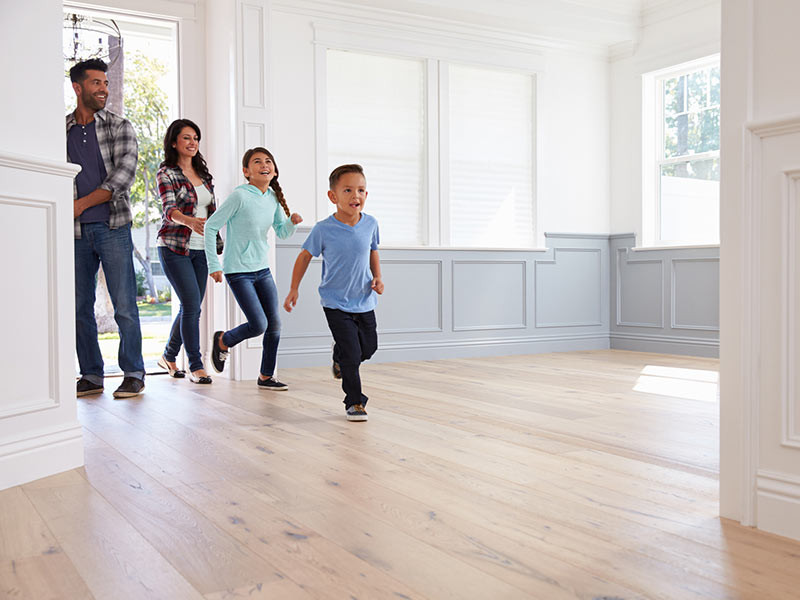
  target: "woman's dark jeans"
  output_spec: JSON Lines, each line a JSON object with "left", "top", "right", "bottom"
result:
{"left": 223, "top": 268, "right": 281, "bottom": 377}
{"left": 158, "top": 247, "right": 208, "bottom": 372}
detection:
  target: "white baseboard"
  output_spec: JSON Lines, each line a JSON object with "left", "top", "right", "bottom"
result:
{"left": 756, "top": 470, "right": 800, "bottom": 542}
{"left": 0, "top": 422, "right": 84, "bottom": 491}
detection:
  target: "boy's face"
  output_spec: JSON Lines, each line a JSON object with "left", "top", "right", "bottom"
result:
{"left": 328, "top": 172, "right": 367, "bottom": 219}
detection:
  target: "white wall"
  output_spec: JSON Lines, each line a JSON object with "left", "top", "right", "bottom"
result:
{"left": 720, "top": 0, "right": 800, "bottom": 542}
{"left": 609, "top": 1, "right": 720, "bottom": 242}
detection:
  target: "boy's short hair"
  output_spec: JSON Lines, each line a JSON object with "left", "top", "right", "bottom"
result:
{"left": 329, "top": 164, "right": 365, "bottom": 189}
{"left": 69, "top": 58, "right": 108, "bottom": 83}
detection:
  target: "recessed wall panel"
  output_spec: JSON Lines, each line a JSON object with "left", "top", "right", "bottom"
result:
{"left": 617, "top": 250, "right": 663, "bottom": 327}
{"left": 377, "top": 260, "right": 441, "bottom": 333}
{"left": 0, "top": 199, "right": 52, "bottom": 412}
{"left": 241, "top": 4, "right": 265, "bottom": 108}
{"left": 453, "top": 261, "right": 525, "bottom": 331}
{"left": 672, "top": 258, "right": 719, "bottom": 330}
{"left": 535, "top": 248, "right": 601, "bottom": 327}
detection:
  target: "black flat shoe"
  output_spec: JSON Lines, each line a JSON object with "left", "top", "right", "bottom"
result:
{"left": 158, "top": 355, "right": 186, "bottom": 378}
{"left": 189, "top": 373, "right": 212, "bottom": 384}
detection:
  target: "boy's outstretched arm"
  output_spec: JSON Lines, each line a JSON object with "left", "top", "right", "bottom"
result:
{"left": 370, "top": 249, "right": 384, "bottom": 295}
{"left": 283, "top": 249, "right": 313, "bottom": 312}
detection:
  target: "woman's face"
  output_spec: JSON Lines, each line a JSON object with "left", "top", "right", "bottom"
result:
{"left": 243, "top": 152, "right": 276, "bottom": 188}
{"left": 173, "top": 126, "right": 199, "bottom": 160}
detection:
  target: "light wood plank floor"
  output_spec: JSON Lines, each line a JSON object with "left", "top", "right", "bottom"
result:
{"left": 3, "top": 350, "right": 800, "bottom": 599}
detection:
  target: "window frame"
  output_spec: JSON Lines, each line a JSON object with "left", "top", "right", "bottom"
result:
{"left": 314, "top": 32, "right": 541, "bottom": 249}
{"left": 642, "top": 54, "right": 720, "bottom": 247}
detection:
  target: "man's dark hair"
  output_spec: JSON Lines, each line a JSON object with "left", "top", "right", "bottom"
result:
{"left": 69, "top": 58, "right": 108, "bottom": 84}
{"left": 329, "top": 164, "right": 365, "bottom": 189}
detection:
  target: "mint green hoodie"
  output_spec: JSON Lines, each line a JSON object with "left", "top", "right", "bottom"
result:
{"left": 204, "top": 183, "right": 297, "bottom": 275}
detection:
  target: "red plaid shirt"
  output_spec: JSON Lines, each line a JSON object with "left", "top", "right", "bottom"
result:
{"left": 156, "top": 165, "right": 221, "bottom": 255}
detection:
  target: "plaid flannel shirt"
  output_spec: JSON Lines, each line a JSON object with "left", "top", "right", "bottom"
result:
{"left": 67, "top": 109, "right": 138, "bottom": 239}
{"left": 156, "top": 165, "right": 221, "bottom": 256}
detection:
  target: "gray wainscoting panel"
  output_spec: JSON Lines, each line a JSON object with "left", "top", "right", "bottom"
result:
{"left": 671, "top": 258, "right": 720, "bottom": 330}
{"left": 616, "top": 249, "right": 664, "bottom": 328}
{"left": 276, "top": 253, "right": 330, "bottom": 339}
{"left": 452, "top": 260, "right": 526, "bottom": 331}
{"left": 378, "top": 260, "right": 442, "bottom": 333}
{"left": 535, "top": 248, "right": 602, "bottom": 327}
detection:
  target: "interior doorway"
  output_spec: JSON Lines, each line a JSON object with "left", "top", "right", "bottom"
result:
{"left": 64, "top": 6, "right": 179, "bottom": 375}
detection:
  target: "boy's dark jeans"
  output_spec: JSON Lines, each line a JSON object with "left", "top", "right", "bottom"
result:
{"left": 323, "top": 308, "right": 378, "bottom": 408}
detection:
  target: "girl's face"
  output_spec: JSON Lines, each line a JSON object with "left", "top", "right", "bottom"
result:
{"left": 243, "top": 152, "right": 276, "bottom": 188}
{"left": 173, "top": 126, "right": 199, "bottom": 160}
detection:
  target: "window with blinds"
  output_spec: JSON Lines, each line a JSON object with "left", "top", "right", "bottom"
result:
{"left": 447, "top": 65, "right": 535, "bottom": 248}
{"left": 326, "top": 50, "right": 426, "bottom": 246}
{"left": 325, "top": 49, "right": 537, "bottom": 248}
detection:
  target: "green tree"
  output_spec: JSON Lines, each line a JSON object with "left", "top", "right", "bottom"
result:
{"left": 125, "top": 51, "right": 170, "bottom": 298}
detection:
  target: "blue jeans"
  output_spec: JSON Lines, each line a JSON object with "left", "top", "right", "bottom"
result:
{"left": 323, "top": 308, "right": 378, "bottom": 407}
{"left": 224, "top": 268, "right": 281, "bottom": 378}
{"left": 158, "top": 247, "right": 208, "bottom": 372}
{"left": 74, "top": 222, "right": 144, "bottom": 383}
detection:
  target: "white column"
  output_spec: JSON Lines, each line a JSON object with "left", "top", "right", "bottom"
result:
{"left": 0, "top": 0, "right": 84, "bottom": 489}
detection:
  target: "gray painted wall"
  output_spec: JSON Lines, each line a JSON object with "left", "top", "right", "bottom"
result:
{"left": 275, "top": 229, "right": 719, "bottom": 367}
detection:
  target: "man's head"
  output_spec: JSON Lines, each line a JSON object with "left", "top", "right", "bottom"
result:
{"left": 328, "top": 164, "right": 367, "bottom": 219}
{"left": 69, "top": 59, "right": 109, "bottom": 113}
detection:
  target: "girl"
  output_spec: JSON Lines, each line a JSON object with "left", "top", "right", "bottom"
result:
{"left": 156, "top": 118, "right": 220, "bottom": 384}
{"left": 204, "top": 147, "right": 302, "bottom": 390}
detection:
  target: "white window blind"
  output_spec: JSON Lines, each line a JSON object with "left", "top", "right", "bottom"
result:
{"left": 326, "top": 50, "right": 425, "bottom": 246}
{"left": 447, "top": 65, "right": 534, "bottom": 248}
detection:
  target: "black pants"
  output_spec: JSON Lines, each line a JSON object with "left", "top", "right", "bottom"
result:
{"left": 323, "top": 308, "right": 378, "bottom": 407}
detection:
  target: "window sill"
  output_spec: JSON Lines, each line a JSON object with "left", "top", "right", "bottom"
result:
{"left": 632, "top": 243, "right": 720, "bottom": 252}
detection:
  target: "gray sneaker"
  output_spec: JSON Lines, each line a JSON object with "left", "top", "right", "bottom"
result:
{"left": 346, "top": 404, "right": 368, "bottom": 422}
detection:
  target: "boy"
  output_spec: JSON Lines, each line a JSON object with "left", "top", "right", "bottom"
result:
{"left": 283, "top": 164, "right": 383, "bottom": 421}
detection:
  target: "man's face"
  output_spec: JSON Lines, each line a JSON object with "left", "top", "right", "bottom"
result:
{"left": 73, "top": 69, "right": 108, "bottom": 112}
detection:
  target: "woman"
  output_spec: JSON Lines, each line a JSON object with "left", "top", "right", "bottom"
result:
{"left": 155, "top": 119, "right": 220, "bottom": 384}
{"left": 204, "top": 147, "right": 302, "bottom": 390}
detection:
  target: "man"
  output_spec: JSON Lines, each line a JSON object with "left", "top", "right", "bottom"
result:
{"left": 67, "top": 58, "right": 145, "bottom": 399}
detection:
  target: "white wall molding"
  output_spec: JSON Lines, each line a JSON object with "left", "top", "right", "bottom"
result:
{"left": 0, "top": 151, "right": 81, "bottom": 179}
{"left": 641, "top": 0, "right": 719, "bottom": 28}
{"left": 756, "top": 470, "right": 800, "bottom": 541}
{"left": 0, "top": 422, "right": 83, "bottom": 491}
{"left": 781, "top": 170, "right": 800, "bottom": 448}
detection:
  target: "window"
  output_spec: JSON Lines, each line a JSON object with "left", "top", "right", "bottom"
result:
{"left": 325, "top": 49, "right": 537, "bottom": 248}
{"left": 644, "top": 57, "right": 720, "bottom": 246}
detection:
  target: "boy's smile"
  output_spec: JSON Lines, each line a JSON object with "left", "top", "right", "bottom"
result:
{"left": 329, "top": 172, "right": 368, "bottom": 225}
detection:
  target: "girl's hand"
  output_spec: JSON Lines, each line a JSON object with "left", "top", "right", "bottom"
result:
{"left": 210, "top": 271, "right": 223, "bottom": 283}
{"left": 290, "top": 213, "right": 303, "bottom": 225}
{"left": 371, "top": 277, "right": 384, "bottom": 295}
{"left": 189, "top": 217, "right": 206, "bottom": 236}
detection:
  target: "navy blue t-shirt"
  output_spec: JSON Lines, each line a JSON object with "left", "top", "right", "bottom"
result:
{"left": 67, "top": 120, "right": 110, "bottom": 224}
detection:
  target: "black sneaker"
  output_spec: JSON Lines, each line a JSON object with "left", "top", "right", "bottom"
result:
{"left": 332, "top": 361, "right": 342, "bottom": 379}
{"left": 112, "top": 377, "right": 145, "bottom": 399}
{"left": 76, "top": 378, "right": 103, "bottom": 397}
{"left": 211, "top": 330, "right": 229, "bottom": 373}
{"left": 346, "top": 404, "right": 368, "bottom": 422}
{"left": 257, "top": 377, "right": 288, "bottom": 391}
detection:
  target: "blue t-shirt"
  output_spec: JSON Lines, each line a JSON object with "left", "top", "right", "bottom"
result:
{"left": 302, "top": 213, "right": 380, "bottom": 313}
{"left": 67, "top": 120, "right": 110, "bottom": 224}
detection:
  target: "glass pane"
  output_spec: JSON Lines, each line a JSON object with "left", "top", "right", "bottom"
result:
{"left": 687, "top": 69, "right": 707, "bottom": 112}
{"left": 448, "top": 65, "right": 534, "bottom": 248}
{"left": 663, "top": 75, "right": 684, "bottom": 116}
{"left": 327, "top": 50, "right": 425, "bottom": 246}
{"left": 660, "top": 158, "right": 719, "bottom": 243}
{"left": 710, "top": 66, "right": 720, "bottom": 105}
{"left": 664, "top": 112, "right": 688, "bottom": 159}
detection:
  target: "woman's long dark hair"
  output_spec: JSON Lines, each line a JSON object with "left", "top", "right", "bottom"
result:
{"left": 161, "top": 119, "right": 212, "bottom": 183}
{"left": 242, "top": 147, "right": 291, "bottom": 218}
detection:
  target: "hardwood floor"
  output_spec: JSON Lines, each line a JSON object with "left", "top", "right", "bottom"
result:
{"left": 2, "top": 350, "right": 799, "bottom": 599}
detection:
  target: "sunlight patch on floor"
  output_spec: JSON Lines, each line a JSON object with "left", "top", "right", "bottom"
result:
{"left": 634, "top": 365, "right": 719, "bottom": 402}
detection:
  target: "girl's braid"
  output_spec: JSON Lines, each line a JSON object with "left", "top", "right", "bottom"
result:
{"left": 270, "top": 178, "right": 291, "bottom": 218}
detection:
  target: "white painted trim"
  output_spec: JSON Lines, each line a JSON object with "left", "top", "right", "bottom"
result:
{"left": 0, "top": 422, "right": 84, "bottom": 492}
{"left": 313, "top": 42, "right": 329, "bottom": 223}
{"left": 756, "top": 470, "right": 800, "bottom": 502}
{"left": 0, "top": 152, "right": 81, "bottom": 178}
{"left": 65, "top": 0, "right": 194, "bottom": 21}
{"left": 633, "top": 244, "right": 719, "bottom": 251}
{"left": 782, "top": 170, "right": 800, "bottom": 448}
